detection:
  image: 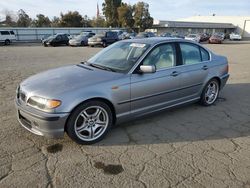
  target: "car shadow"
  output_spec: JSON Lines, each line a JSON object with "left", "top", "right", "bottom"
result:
{"left": 94, "top": 83, "right": 250, "bottom": 146}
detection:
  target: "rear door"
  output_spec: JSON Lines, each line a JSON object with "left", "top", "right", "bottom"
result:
{"left": 130, "top": 43, "right": 184, "bottom": 116}
{"left": 177, "top": 42, "right": 210, "bottom": 100}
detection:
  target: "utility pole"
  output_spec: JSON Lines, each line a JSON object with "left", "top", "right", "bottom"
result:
{"left": 242, "top": 20, "right": 250, "bottom": 39}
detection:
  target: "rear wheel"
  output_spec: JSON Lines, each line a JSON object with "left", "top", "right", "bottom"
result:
{"left": 5, "top": 40, "right": 10, "bottom": 45}
{"left": 200, "top": 79, "right": 220, "bottom": 106}
{"left": 66, "top": 100, "right": 113, "bottom": 144}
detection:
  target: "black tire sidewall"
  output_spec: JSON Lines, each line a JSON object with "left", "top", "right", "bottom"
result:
{"left": 103, "top": 41, "right": 107, "bottom": 47}
{"left": 66, "top": 100, "right": 113, "bottom": 144}
{"left": 200, "top": 79, "right": 219, "bottom": 106}
{"left": 5, "top": 40, "right": 10, "bottom": 45}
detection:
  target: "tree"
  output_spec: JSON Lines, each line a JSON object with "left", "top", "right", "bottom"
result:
{"left": 1, "top": 9, "right": 17, "bottom": 27}
{"left": 51, "top": 16, "right": 60, "bottom": 27}
{"left": 117, "top": 3, "right": 134, "bottom": 28}
{"left": 91, "top": 16, "right": 106, "bottom": 27}
{"left": 32, "top": 14, "right": 51, "bottom": 27}
{"left": 59, "top": 11, "right": 83, "bottom": 27}
{"left": 17, "top": 9, "right": 32, "bottom": 27}
{"left": 134, "top": 2, "right": 153, "bottom": 31}
{"left": 102, "top": 0, "right": 121, "bottom": 27}
{"left": 82, "top": 15, "right": 92, "bottom": 27}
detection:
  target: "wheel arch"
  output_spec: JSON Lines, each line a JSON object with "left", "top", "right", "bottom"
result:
{"left": 64, "top": 97, "right": 117, "bottom": 131}
{"left": 210, "top": 76, "right": 221, "bottom": 89}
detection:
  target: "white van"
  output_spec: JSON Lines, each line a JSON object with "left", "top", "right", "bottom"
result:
{"left": 0, "top": 30, "right": 16, "bottom": 45}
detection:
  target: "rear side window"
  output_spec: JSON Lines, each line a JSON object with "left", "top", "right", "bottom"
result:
{"left": 180, "top": 43, "right": 201, "bottom": 65}
{"left": 0, "top": 31, "right": 10, "bottom": 35}
{"left": 10, "top": 31, "right": 15, "bottom": 35}
{"left": 200, "top": 47, "right": 210, "bottom": 61}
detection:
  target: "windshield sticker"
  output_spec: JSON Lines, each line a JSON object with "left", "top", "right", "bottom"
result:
{"left": 130, "top": 43, "right": 146, "bottom": 48}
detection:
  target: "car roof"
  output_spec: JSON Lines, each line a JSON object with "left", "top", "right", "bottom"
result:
{"left": 123, "top": 37, "right": 189, "bottom": 45}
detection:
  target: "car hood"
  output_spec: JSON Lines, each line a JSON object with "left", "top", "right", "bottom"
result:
{"left": 69, "top": 39, "right": 80, "bottom": 43}
{"left": 43, "top": 38, "right": 54, "bottom": 43}
{"left": 20, "top": 64, "right": 123, "bottom": 97}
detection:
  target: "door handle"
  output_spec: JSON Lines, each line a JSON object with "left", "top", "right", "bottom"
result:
{"left": 170, "top": 71, "right": 179, "bottom": 77}
{"left": 202, "top": 65, "right": 208, "bottom": 70}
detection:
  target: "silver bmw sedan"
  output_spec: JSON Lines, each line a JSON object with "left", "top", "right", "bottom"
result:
{"left": 15, "top": 38, "right": 229, "bottom": 144}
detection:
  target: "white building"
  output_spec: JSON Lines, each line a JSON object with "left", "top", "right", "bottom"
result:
{"left": 177, "top": 16, "right": 250, "bottom": 39}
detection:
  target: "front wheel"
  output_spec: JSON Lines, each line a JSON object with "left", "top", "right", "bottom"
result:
{"left": 103, "top": 41, "right": 107, "bottom": 48}
{"left": 66, "top": 100, "right": 113, "bottom": 144}
{"left": 200, "top": 79, "right": 220, "bottom": 106}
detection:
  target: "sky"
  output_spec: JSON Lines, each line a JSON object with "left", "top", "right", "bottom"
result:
{"left": 0, "top": 0, "right": 250, "bottom": 21}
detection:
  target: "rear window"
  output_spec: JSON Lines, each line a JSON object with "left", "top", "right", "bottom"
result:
{"left": 0, "top": 31, "right": 10, "bottom": 35}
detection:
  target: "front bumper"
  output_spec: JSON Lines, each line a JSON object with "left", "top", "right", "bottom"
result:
{"left": 88, "top": 41, "right": 103, "bottom": 46}
{"left": 69, "top": 42, "right": 81, "bottom": 46}
{"left": 15, "top": 99, "right": 69, "bottom": 138}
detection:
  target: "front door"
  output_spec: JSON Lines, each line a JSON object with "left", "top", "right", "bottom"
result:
{"left": 130, "top": 43, "right": 184, "bottom": 116}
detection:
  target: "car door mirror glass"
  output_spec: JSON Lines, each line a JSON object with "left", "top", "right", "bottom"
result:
{"left": 139, "top": 65, "right": 156, "bottom": 73}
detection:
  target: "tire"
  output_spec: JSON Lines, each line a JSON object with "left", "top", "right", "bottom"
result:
{"left": 103, "top": 41, "right": 107, "bottom": 48}
{"left": 66, "top": 100, "right": 113, "bottom": 144}
{"left": 5, "top": 40, "right": 10, "bottom": 45}
{"left": 81, "top": 41, "right": 85, "bottom": 46}
{"left": 43, "top": 42, "right": 48, "bottom": 47}
{"left": 200, "top": 79, "right": 220, "bottom": 106}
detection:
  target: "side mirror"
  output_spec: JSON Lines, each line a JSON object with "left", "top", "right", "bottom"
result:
{"left": 139, "top": 65, "right": 156, "bottom": 74}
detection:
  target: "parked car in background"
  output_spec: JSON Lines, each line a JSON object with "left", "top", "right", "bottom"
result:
{"left": 216, "top": 32, "right": 225, "bottom": 40}
{"left": 88, "top": 31, "right": 119, "bottom": 47}
{"left": 16, "top": 38, "right": 229, "bottom": 144}
{"left": 229, "top": 33, "right": 242, "bottom": 40}
{"left": 209, "top": 34, "right": 223, "bottom": 44}
{"left": 200, "top": 33, "right": 210, "bottom": 42}
{"left": 40, "top": 34, "right": 51, "bottom": 42}
{"left": 160, "top": 33, "right": 172, "bottom": 37}
{"left": 67, "top": 34, "right": 73, "bottom": 40}
{"left": 112, "top": 30, "right": 124, "bottom": 40}
{"left": 185, "top": 34, "right": 201, "bottom": 43}
{"left": 69, "top": 32, "right": 95, "bottom": 46}
{"left": 124, "top": 32, "right": 137, "bottom": 39}
{"left": 136, "top": 32, "right": 156, "bottom": 38}
{"left": 42, "top": 33, "right": 69, "bottom": 47}
{"left": 0, "top": 30, "right": 16, "bottom": 45}
{"left": 171, "top": 34, "right": 185, "bottom": 39}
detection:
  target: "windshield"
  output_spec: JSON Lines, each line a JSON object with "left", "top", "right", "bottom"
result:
{"left": 47, "top": 35, "right": 55, "bottom": 39}
{"left": 87, "top": 41, "right": 150, "bottom": 73}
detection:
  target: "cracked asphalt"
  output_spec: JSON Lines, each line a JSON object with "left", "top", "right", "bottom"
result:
{"left": 0, "top": 43, "right": 250, "bottom": 188}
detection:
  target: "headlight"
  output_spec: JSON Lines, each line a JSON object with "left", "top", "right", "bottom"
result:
{"left": 27, "top": 96, "right": 61, "bottom": 111}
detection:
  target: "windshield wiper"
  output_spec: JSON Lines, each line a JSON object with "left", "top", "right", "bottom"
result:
{"left": 88, "top": 63, "right": 117, "bottom": 72}
{"left": 80, "top": 61, "right": 89, "bottom": 65}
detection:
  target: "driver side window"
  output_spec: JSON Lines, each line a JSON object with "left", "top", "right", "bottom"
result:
{"left": 142, "top": 43, "right": 176, "bottom": 70}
